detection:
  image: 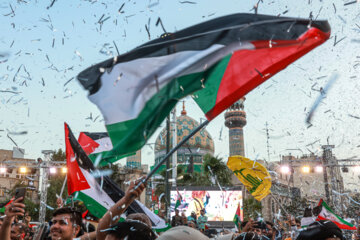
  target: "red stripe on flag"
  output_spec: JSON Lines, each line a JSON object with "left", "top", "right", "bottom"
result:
{"left": 205, "top": 27, "right": 330, "bottom": 120}
{"left": 65, "top": 123, "right": 91, "bottom": 195}
{"left": 317, "top": 215, "right": 357, "bottom": 230}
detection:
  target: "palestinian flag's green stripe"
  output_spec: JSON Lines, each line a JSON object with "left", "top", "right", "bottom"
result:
{"left": 192, "top": 55, "right": 231, "bottom": 114}
{"left": 103, "top": 56, "right": 230, "bottom": 161}
{"left": 73, "top": 192, "right": 108, "bottom": 219}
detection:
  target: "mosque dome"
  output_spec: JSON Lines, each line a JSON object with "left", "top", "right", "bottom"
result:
{"left": 153, "top": 103, "right": 214, "bottom": 171}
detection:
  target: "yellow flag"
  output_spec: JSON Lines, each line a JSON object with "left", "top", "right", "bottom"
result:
{"left": 227, "top": 155, "right": 271, "bottom": 201}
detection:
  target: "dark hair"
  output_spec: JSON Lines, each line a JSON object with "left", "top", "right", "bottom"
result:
{"left": 127, "top": 213, "right": 152, "bottom": 228}
{"left": 234, "top": 232, "right": 261, "bottom": 240}
{"left": 13, "top": 223, "right": 28, "bottom": 234}
{"left": 52, "top": 207, "right": 82, "bottom": 228}
{"left": 296, "top": 220, "right": 344, "bottom": 240}
{"left": 107, "top": 220, "right": 157, "bottom": 240}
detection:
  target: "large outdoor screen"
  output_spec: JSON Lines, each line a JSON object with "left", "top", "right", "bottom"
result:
{"left": 170, "top": 190, "right": 242, "bottom": 221}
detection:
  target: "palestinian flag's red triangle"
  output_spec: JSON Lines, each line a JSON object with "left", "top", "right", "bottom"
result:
{"left": 65, "top": 123, "right": 91, "bottom": 195}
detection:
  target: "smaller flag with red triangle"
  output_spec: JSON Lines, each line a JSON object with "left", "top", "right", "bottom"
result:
{"left": 316, "top": 199, "right": 356, "bottom": 230}
{"left": 233, "top": 202, "right": 242, "bottom": 231}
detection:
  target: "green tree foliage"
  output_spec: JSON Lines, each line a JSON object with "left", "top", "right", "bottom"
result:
{"left": 203, "top": 154, "right": 233, "bottom": 186}
{"left": 44, "top": 149, "right": 68, "bottom": 221}
{"left": 24, "top": 198, "right": 40, "bottom": 222}
{"left": 284, "top": 197, "right": 308, "bottom": 217}
{"left": 243, "top": 195, "right": 262, "bottom": 220}
{"left": 154, "top": 154, "right": 233, "bottom": 201}
{"left": 100, "top": 163, "right": 123, "bottom": 186}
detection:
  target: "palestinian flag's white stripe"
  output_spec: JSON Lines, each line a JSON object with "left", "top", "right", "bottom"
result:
{"left": 317, "top": 199, "right": 356, "bottom": 230}
{"left": 135, "top": 200, "right": 168, "bottom": 230}
{"left": 92, "top": 137, "right": 113, "bottom": 154}
{"left": 78, "top": 167, "right": 115, "bottom": 209}
{"left": 89, "top": 43, "right": 248, "bottom": 125}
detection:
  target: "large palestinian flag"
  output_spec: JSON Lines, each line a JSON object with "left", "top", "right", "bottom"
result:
{"left": 77, "top": 13, "right": 330, "bottom": 163}
{"left": 64, "top": 123, "right": 167, "bottom": 230}
{"left": 316, "top": 199, "right": 356, "bottom": 230}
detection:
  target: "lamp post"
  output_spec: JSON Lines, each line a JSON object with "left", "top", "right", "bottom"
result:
{"left": 39, "top": 150, "right": 54, "bottom": 223}
{"left": 321, "top": 145, "right": 334, "bottom": 204}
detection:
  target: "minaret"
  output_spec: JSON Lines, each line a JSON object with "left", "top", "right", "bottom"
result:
{"left": 224, "top": 98, "right": 247, "bottom": 156}
{"left": 225, "top": 98, "right": 247, "bottom": 187}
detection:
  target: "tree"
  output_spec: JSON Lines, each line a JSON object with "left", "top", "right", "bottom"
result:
{"left": 203, "top": 154, "right": 233, "bottom": 186}
{"left": 285, "top": 197, "right": 308, "bottom": 217}
{"left": 243, "top": 195, "right": 262, "bottom": 220}
{"left": 44, "top": 149, "right": 67, "bottom": 221}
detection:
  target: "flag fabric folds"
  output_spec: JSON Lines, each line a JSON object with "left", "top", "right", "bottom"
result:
{"left": 233, "top": 202, "right": 242, "bottom": 231}
{"left": 64, "top": 123, "right": 167, "bottom": 230}
{"left": 316, "top": 199, "right": 356, "bottom": 230}
{"left": 0, "top": 198, "right": 13, "bottom": 213}
{"left": 78, "top": 131, "right": 123, "bottom": 165}
{"left": 227, "top": 156, "right": 271, "bottom": 201}
{"left": 174, "top": 189, "right": 182, "bottom": 210}
{"left": 77, "top": 13, "right": 330, "bottom": 163}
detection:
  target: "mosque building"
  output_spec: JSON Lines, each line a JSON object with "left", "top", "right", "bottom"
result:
{"left": 152, "top": 102, "right": 214, "bottom": 173}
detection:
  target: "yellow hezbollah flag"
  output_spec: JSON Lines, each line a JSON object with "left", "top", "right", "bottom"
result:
{"left": 227, "top": 156, "right": 271, "bottom": 201}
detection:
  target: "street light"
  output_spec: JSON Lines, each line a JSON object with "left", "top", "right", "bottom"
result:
{"left": 315, "top": 165, "right": 323, "bottom": 173}
{"left": 280, "top": 165, "right": 291, "bottom": 174}
{"left": 19, "top": 167, "right": 27, "bottom": 174}
{"left": 49, "top": 167, "right": 57, "bottom": 174}
{"left": 0, "top": 167, "right": 6, "bottom": 174}
{"left": 354, "top": 166, "right": 360, "bottom": 172}
{"left": 301, "top": 166, "right": 311, "bottom": 173}
{"left": 61, "top": 167, "right": 67, "bottom": 174}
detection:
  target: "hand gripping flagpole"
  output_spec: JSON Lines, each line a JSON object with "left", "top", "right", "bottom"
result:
{"left": 134, "top": 119, "right": 210, "bottom": 190}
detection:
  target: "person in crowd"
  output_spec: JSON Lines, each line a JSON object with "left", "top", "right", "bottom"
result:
{"left": 0, "top": 197, "right": 27, "bottom": 240}
{"left": 157, "top": 225, "right": 210, "bottom": 240}
{"left": 187, "top": 220, "right": 196, "bottom": 229}
{"left": 11, "top": 223, "right": 28, "bottom": 240}
{"left": 296, "top": 220, "right": 344, "bottom": 240}
{"left": 181, "top": 210, "right": 188, "bottom": 225}
{"left": 127, "top": 213, "right": 152, "bottom": 228}
{"left": 102, "top": 219, "right": 157, "bottom": 240}
{"left": 49, "top": 207, "right": 83, "bottom": 240}
{"left": 187, "top": 211, "right": 197, "bottom": 225}
{"left": 171, "top": 209, "right": 183, "bottom": 227}
{"left": 234, "top": 232, "right": 262, "bottom": 240}
{"left": 197, "top": 209, "right": 208, "bottom": 232}
{"left": 96, "top": 177, "right": 146, "bottom": 240}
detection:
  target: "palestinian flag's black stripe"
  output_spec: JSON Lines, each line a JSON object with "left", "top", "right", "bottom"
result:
{"left": 77, "top": 13, "right": 330, "bottom": 95}
{"left": 82, "top": 132, "right": 109, "bottom": 141}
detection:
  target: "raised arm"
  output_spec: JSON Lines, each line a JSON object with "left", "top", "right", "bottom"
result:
{"left": 96, "top": 178, "right": 146, "bottom": 240}
{"left": 0, "top": 198, "right": 25, "bottom": 240}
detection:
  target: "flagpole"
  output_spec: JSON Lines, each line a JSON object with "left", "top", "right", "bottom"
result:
{"left": 270, "top": 192, "right": 289, "bottom": 216}
{"left": 165, "top": 115, "right": 171, "bottom": 221}
{"left": 135, "top": 119, "right": 210, "bottom": 189}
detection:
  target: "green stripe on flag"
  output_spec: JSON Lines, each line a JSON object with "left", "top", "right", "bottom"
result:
{"left": 73, "top": 192, "right": 108, "bottom": 219}
{"left": 321, "top": 200, "right": 354, "bottom": 226}
{"left": 193, "top": 55, "right": 231, "bottom": 114}
{"left": 103, "top": 57, "right": 230, "bottom": 162}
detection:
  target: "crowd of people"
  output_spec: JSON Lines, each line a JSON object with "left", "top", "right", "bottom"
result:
{"left": 0, "top": 178, "right": 359, "bottom": 240}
